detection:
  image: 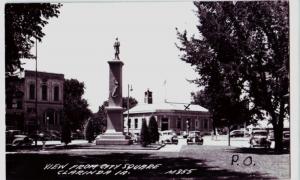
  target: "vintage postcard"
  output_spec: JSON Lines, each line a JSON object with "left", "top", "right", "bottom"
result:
{"left": 3, "top": 0, "right": 298, "bottom": 179}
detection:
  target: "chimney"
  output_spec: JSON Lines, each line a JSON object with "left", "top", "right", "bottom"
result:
{"left": 144, "top": 89, "right": 153, "bottom": 104}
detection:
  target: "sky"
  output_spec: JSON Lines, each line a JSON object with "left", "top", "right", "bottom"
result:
{"left": 21, "top": 2, "right": 201, "bottom": 112}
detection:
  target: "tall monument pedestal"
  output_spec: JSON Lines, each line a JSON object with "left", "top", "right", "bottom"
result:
{"left": 96, "top": 60, "right": 131, "bottom": 145}
{"left": 96, "top": 107, "right": 130, "bottom": 145}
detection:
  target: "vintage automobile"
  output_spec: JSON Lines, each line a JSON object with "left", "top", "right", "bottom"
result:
{"left": 159, "top": 130, "right": 178, "bottom": 144}
{"left": 6, "top": 130, "right": 22, "bottom": 145}
{"left": 11, "top": 135, "right": 33, "bottom": 146}
{"left": 282, "top": 131, "right": 290, "bottom": 150}
{"left": 125, "top": 132, "right": 140, "bottom": 143}
{"left": 249, "top": 130, "right": 271, "bottom": 148}
{"left": 230, "top": 130, "right": 246, "bottom": 137}
{"left": 187, "top": 131, "right": 203, "bottom": 145}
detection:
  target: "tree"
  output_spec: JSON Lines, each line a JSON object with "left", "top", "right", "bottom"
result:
{"left": 148, "top": 116, "right": 159, "bottom": 143}
{"left": 5, "top": 3, "right": 62, "bottom": 77}
{"left": 64, "top": 79, "right": 92, "bottom": 131}
{"left": 61, "top": 120, "right": 71, "bottom": 147}
{"left": 92, "top": 101, "right": 109, "bottom": 134}
{"left": 84, "top": 118, "right": 95, "bottom": 143}
{"left": 140, "top": 119, "right": 150, "bottom": 147}
{"left": 176, "top": 1, "right": 289, "bottom": 152}
{"left": 122, "top": 97, "right": 138, "bottom": 111}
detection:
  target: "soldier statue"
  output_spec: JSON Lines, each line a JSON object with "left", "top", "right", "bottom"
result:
{"left": 114, "top": 37, "right": 120, "bottom": 60}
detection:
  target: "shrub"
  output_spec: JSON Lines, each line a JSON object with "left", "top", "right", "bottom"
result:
{"left": 148, "top": 116, "right": 159, "bottom": 143}
{"left": 61, "top": 121, "right": 71, "bottom": 146}
{"left": 140, "top": 119, "right": 150, "bottom": 147}
{"left": 84, "top": 118, "right": 95, "bottom": 143}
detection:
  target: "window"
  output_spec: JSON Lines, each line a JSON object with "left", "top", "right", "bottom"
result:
{"left": 128, "top": 118, "right": 131, "bottom": 128}
{"left": 135, "top": 119, "right": 139, "bottom": 129}
{"left": 161, "top": 118, "right": 169, "bottom": 131}
{"left": 196, "top": 120, "right": 199, "bottom": 129}
{"left": 42, "top": 85, "right": 47, "bottom": 100}
{"left": 29, "top": 84, "right": 35, "bottom": 100}
{"left": 54, "top": 86, "right": 59, "bottom": 101}
{"left": 176, "top": 118, "right": 181, "bottom": 129}
{"left": 204, "top": 119, "right": 208, "bottom": 129}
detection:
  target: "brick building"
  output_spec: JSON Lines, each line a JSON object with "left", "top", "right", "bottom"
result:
{"left": 6, "top": 70, "right": 64, "bottom": 134}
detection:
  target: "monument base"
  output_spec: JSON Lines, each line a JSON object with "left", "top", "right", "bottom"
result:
{"left": 95, "top": 132, "right": 132, "bottom": 145}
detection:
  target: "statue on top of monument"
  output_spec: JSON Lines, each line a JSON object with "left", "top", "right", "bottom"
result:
{"left": 114, "top": 37, "right": 120, "bottom": 60}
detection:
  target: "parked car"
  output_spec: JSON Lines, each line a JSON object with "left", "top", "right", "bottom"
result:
{"left": 6, "top": 130, "right": 22, "bottom": 145}
{"left": 250, "top": 130, "right": 271, "bottom": 148}
{"left": 187, "top": 131, "right": 203, "bottom": 145}
{"left": 125, "top": 132, "right": 140, "bottom": 143}
{"left": 159, "top": 130, "right": 178, "bottom": 144}
{"left": 40, "top": 130, "right": 61, "bottom": 141}
{"left": 282, "top": 131, "right": 290, "bottom": 150}
{"left": 133, "top": 133, "right": 141, "bottom": 143}
{"left": 12, "top": 135, "right": 33, "bottom": 146}
{"left": 230, "top": 130, "right": 246, "bottom": 137}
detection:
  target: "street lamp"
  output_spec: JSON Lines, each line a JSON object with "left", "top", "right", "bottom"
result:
{"left": 46, "top": 116, "right": 49, "bottom": 131}
{"left": 186, "top": 120, "right": 189, "bottom": 135}
{"left": 221, "top": 118, "right": 230, "bottom": 146}
{"left": 127, "top": 84, "right": 133, "bottom": 134}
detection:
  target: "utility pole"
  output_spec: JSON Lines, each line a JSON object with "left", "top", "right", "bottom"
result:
{"left": 227, "top": 119, "right": 231, "bottom": 146}
{"left": 34, "top": 38, "right": 38, "bottom": 148}
{"left": 127, "top": 84, "right": 133, "bottom": 134}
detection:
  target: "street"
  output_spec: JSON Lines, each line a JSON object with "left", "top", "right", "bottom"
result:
{"left": 6, "top": 137, "right": 289, "bottom": 180}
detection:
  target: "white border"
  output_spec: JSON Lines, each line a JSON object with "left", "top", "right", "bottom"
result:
{"left": 1, "top": 1, "right": 299, "bottom": 180}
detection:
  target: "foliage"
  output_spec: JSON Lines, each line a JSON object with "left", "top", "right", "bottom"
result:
{"left": 5, "top": 3, "right": 62, "bottom": 76}
{"left": 140, "top": 119, "right": 150, "bottom": 147}
{"left": 148, "top": 116, "right": 159, "bottom": 143}
{"left": 61, "top": 120, "right": 71, "bottom": 146}
{"left": 191, "top": 89, "right": 251, "bottom": 129}
{"left": 122, "top": 97, "right": 138, "bottom": 111}
{"left": 92, "top": 101, "right": 109, "bottom": 134}
{"left": 84, "top": 118, "right": 95, "bottom": 143}
{"left": 177, "top": 1, "right": 289, "bottom": 152}
{"left": 64, "top": 79, "right": 92, "bottom": 131}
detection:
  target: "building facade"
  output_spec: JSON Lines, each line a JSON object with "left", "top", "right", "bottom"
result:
{"left": 123, "top": 90, "right": 212, "bottom": 135}
{"left": 6, "top": 70, "right": 64, "bottom": 134}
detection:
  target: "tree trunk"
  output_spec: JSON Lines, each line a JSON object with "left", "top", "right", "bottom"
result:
{"left": 212, "top": 120, "right": 216, "bottom": 135}
{"left": 228, "top": 124, "right": 231, "bottom": 146}
{"left": 274, "top": 122, "right": 283, "bottom": 153}
{"left": 273, "top": 99, "right": 285, "bottom": 153}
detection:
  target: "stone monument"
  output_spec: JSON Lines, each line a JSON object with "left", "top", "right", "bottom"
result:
{"left": 96, "top": 38, "right": 131, "bottom": 145}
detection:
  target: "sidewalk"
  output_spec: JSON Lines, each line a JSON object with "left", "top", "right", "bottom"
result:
{"left": 36, "top": 139, "right": 88, "bottom": 146}
{"left": 202, "top": 135, "right": 250, "bottom": 147}
{"left": 202, "top": 135, "right": 275, "bottom": 148}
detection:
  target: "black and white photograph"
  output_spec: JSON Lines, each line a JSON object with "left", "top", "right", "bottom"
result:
{"left": 3, "top": 0, "right": 298, "bottom": 179}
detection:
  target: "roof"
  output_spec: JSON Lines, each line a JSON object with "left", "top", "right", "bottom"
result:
{"left": 25, "top": 70, "right": 64, "bottom": 80}
{"left": 123, "top": 101, "right": 209, "bottom": 115}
